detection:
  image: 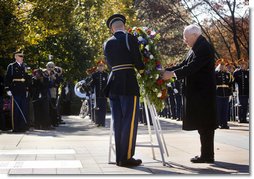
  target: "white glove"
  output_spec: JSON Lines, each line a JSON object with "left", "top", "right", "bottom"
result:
{"left": 7, "top": 91, "right": 12, "bottom": 96}
{"left": 65, "top": 86, "right": 69, "bottom": 95}
{"left": 229, "top": 96, "right": 232, "bottom": 102}
{"left": 173, "top": 88, "right": 178, "bottom": 94}
{"left": 167, "top": 83, "right": 172, "bottom": 87}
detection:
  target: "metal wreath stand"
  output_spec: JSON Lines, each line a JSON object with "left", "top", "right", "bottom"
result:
{"left": 108, "top": 96, "right": 169, "bottom": 166}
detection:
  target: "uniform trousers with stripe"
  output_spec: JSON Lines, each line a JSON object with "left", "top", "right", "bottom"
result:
{"left": 239, "top": 95, "right": 249, "bottom": 122}
{"left": 95, "top": 97, "right": 107, "bottom": 126}
{"left": 216, "top": 96, "right": 229, "bottom": 127}
{"left": 12, "top": 95, "right": 29, "bottom": 131}
{"left": 109, "top": 95, "right": 139, "bottom": 163}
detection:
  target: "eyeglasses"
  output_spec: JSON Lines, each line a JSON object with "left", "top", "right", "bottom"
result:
{"left": 18, "top": 55, "right": 24, "bottom": 58}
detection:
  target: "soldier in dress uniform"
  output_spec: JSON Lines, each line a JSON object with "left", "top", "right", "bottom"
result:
{"left": 225, "top": 61, "right": 237, "bottom": 122}
{"left": 104, "top": 14, "right": 145, "bottom": 167}
{"left": 215, "top": 59, "right": 233, "bottom": 129}
{"left": 90, "top": 60, "right": 108, "bottom": 127}
{"left": 172, "top": 78, "right": 183, "bottom": 121}
{"left": 233, "top": 59, "right": 249, "bottom": 123}
{"left": 0, "top": 67, "right": 6, "bottom": 131}
{"left": 167, "top": 82, "right": 176, "bottom": 119}
{"left": 5, "top": 51, "right": 30, "bottom": 132}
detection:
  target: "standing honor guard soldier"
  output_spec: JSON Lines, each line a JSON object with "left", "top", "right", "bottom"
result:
{"left": 104, "top": 14, "right": 145, "bottom": 167}
{"left": 233, "top": 59, "right": 249, "bottom": 123}
{"left": 5, "top": 51, "right": 30, "bottom": 132}
{"left": 90, "top": 60, "right": 108, "bottom": 127}
{"left": 215, "top": 59, "right": 233, "bottom": 129}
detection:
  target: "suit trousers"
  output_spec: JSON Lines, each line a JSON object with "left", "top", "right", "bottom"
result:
{"left": 198, "top": 129, "right": 215, "bottom": 159}
{"left": 109, "top": 95, "right": 139, "bottom": 163}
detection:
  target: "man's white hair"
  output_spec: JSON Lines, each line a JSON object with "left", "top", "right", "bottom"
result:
{"left": 46, "top": 61, "right": 55, "bottom": 68}
{"left": 184, "top": 24, "right": 202, "bottom": 36}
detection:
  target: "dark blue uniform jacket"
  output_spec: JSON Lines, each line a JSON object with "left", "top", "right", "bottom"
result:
{"left": 104, "top": 31, "right": 144, "bottom": 97}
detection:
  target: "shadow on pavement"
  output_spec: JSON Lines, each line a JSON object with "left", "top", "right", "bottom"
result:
{"left": 126, "top": 160, "right": 249, "bottom": 174}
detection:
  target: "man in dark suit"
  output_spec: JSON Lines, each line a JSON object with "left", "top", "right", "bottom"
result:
{"left": 5, "top": 51, "right": 30, "bottom": 132}
{"left": 163, "top": 24, "right": 218, "bottom": 163}
{"left": 104, "top": 14, "right": 145, "bottom": 167}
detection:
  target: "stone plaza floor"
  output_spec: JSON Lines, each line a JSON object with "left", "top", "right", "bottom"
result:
{"left": 0, "top": 114, "right": 250, "bottom": 177}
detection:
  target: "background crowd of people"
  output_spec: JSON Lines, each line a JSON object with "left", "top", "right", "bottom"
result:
{"left": 0, "top": 51, "right": 69, "bottom": 132}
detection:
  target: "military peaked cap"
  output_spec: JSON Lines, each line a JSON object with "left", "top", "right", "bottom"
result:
{"left": 106, "top": 14, "right": 126, "bottom": 28}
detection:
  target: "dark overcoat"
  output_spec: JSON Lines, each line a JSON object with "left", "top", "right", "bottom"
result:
{"left": 166, "top": 35, "right": 218, "bottom": 130}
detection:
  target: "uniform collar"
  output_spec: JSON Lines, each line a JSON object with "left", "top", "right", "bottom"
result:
{"left": 114, "top": 30, "right": 126, "bottom": 34}
{"left": 16, "top": 61, "right": 22, "bottom": 66}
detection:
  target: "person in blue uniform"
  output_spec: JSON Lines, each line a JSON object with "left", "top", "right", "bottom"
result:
{"left": 233, "top": 59, "right": 249, "bottom": 123}
{"left": 104, "top": 14, "right": 145, "bottom": 167}
{"left": 172, "top": 78, "right": 183, "bottom": 121}
{"left": 215, "top": 59, "right": 233, "bottom": 129}
{"left": 0, "top": 67, "right": 6, "bottom": 131}
{"left": 167, "top": 82, "right": 177, "bottom": 119}
{"left": 5, "top": 51, "right": 30, "bottom": 132}
{"left": 226, "top": 61, "right": 237, "bottom": 122}
{"left": 90, "top": 60, "right": 108, "bottom": 127}
{"left": 163, "top": 24, "right": 218, "bottom": 163}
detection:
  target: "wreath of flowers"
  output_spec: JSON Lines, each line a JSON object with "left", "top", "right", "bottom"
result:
{"left": 128, "top": 27, "right": 168, "bottom": 111}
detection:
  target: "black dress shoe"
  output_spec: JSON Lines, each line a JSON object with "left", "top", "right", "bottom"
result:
{"left": 190, "top": 156, "right": 214, "bottom": 163}
{"left": 220, "top": 125, "right": 230, "bottom": 129}
{"left": 59, "top": 121, "right": 66, "bottom": 124}
{"left": 239, "top": 120, "right": 249, "bottom": 123}
{"left": 117, "top": 158, "right": 142, "bottom": 167}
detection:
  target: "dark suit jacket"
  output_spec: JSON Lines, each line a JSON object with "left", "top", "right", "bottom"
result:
{"left": 166, "top": 35, "right": 218, "bottom": 130}
{"left": 104, "top": 31, "right": 144, "bottom": 96}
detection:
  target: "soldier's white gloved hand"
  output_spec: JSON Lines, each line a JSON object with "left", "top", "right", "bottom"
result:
{"left": 7, "top": 91, "right": 12, "bottom": 96}
{"left": 173, "top": 88, "right": 178, "bottom": 94}
{"left": 166, "top": 83, "right": 172, "bottom": 87}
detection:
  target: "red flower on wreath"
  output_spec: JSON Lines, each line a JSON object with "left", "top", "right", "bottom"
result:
{"left": 156, "top": 78, "right": 164, "bottom": 86}
{"left": 155, "top": 60, "right": 161, "bottom": 65}
{"left": 144, "top": 57, "right": 149, "bottom": 63}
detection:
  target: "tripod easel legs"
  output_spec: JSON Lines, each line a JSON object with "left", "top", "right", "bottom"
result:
{"left": 108, "top": 98, "right": 169, "bottom": 166}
